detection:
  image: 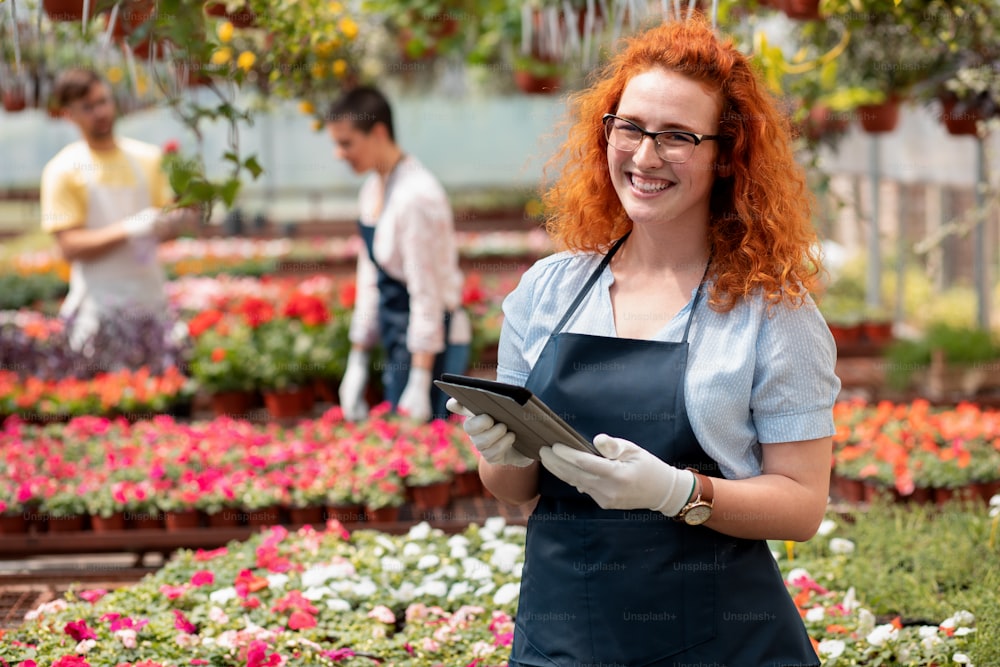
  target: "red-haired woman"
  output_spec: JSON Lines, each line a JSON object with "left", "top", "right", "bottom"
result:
{"left": 448, "top": 15, "right": 839, "bottom": 667}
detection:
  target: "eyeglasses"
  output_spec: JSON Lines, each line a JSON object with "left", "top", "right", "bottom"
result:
{"left": 602, "top": 113, "right": 721, "bottom": 164}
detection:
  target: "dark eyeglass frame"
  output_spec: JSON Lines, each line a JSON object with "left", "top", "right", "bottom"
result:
{"left": 602, "top": 113, "right": 722, "bottom": 163}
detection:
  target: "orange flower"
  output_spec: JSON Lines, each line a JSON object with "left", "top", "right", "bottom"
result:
{"left": 211, "top": 348, "right": 227, "bottom": 363}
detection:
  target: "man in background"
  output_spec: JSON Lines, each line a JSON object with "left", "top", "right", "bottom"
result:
{"left": 41, "top": 67, "right": 197, "bottom": 357}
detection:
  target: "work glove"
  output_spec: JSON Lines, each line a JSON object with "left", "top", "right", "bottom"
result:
{"left": 397, "top": 367, "right": 432, "bottom": 421}
{"left": 338, "top": 349, "right": 370, "bottom": 421}
{"left": 122, "top": 207, "right": 162, "bottom": 238}
{"left": 446, "top": 398, "right": 534, "bottom": 467}
{"left": 539, "top": 434, "right": 695, "bottom": 516}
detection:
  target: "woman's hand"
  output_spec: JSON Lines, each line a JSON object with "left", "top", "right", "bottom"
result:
{"left": 446, "top": 399, "right": 534, "bottom": 467}
{"left": 539, "top": 434, "right": 695, "bottom": 516}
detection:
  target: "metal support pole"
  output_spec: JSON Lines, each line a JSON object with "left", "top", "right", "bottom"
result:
{"left": 894, "top": 184, "right": 906, "bottom": 326}
{"left": 866, "top": 135, "right": 882, "bottom": 311}
{"left": 974, "top": 137, "right": 989, "bottom": 329}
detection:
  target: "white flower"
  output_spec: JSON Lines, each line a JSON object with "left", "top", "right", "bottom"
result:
{"left": 301, "top": 561, "right": 356, "bottom": 587}
{"left": 267, "top": 573, "right": 289, "bottom": 589}
{"left": 770, "top": 549, "right": 781, "bottom": 561}
{"left": 450, "top": 545, "right": 469, "bottom": 559}
{"left": 75, "top": 639, "right": 97, "bottom": 654}
{"left": 417, "top": 554, "right": 441, "bottom": 569}
{"left": 209, "top": 587, "right": 238, "bottom": 604}
{"left": 175, "top": 632, "right": 200, "bottom": 648}
{"left": 472, "top": 640, "right": 497, "bottom": 657}
{"left": 375, "top": 535, "right": 397, "bottom": 551}
{"left": 352, "top": 579, "right": 378, "bottom": 597}
{"left": 513, "top": 561, "right": 524, "bottom": 578}
{"left": 115, "top": 628, "right": 137, "bottom": 648}
{"left": 462, "top": 557, "right": 493, "bottom": 580}
{"left": 421, "top": 637, "right": 441, "bottom": 652}
{"left": 448, "top": 581, "right": 472, "bottom": 600}
{"left": 840, "top": 587, "right": 859, "bottom": 612}
{"left": 817, "top": 519, "right": 837, "bottom": 536}
{"left": 403, "top": 543, "right": 423, "bottom": 557}
{"left": 474, "top": 582, "right": 496, "bottom": 597}
{"left": 493, "top": 582, "right": 520, "bottom": 606}
{"left": 829, "top": 538, "right": 856, "bottom": 555}
{"left": 326, "top": 598, "right": 352, "bottom": 611}
{"left": 786, "top": 567, "right": 812, "bottom": 585}
{"left": 955, "top": 627, "right": 976, "bottom": 637}
{"left": 484, "top": 516, "right": 507, "bottom": 534}
{"left": 303, "top": 586, "right": 331, "bottom": 601}
{"left": 407, "top": 521, "right": 433, "bottom": 540}
{"left": 918, "top": 625, "right": 940, "bottom": 638}
{"left": 857, "top": 608, "right": 877, "bottom": 636}
{"left": 447, "top": 534, "right": 470, "bottom": 548}
{"left": 504, "top": 525, "right": 527, "bottom": 538}
{"left": 817, "top": 639, "right": 845, "bottom": 658}
{"left": 866, "top": 623, "right": 898, "bottom": 647}
{"left": 380, "top": 556, "right": 405, "bottom": 573}
{"left": 922, "top": 635, "right": 944, "bottom": 651}
{"left": 208, "top": 606, "right": 229, "bottom": 624}
{"left": 490, "top": 543, "right": 523, "bottom": 573}
{"left": 953, "top": 652, "right": 972, "bottom": 664}
{"left": 416, "top": 580, "right": 448, "bottom": 598}
{"left": 805, "top": 606, "right": 825, "bottom": 622}
{"left": 24, "top": 599, "right": 68, "bottom": 620}
{"left": 394, "top": 581, "right": 417, "bottom": 603}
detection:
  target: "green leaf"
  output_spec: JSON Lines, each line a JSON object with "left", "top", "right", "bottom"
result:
{"left": 243, "top": 155, "right": 264, "bottom": 179}
{"left": 220, "top": 179, "right": 242, "bottom": 208}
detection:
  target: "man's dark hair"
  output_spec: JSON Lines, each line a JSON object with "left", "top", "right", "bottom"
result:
{"left": 53, "top": 68, "right": 104, "bottom": 110}
{"left": 326, "top": 86, "right": 395, "bottom": 141}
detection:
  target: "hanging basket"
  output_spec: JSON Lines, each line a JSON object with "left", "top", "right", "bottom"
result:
{"left": 939, "top": 98, "right": 983, "bottom": 136}
{"left": 857, "top": 98, "right": 901, "bottom": 134}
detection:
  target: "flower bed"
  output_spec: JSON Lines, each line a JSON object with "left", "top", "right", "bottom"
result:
{"left": 832, "top": 400, "right": 1000, "bottom": 501}
{"left": 0, "top": 504, "right": 992, "bottom": 666}
{"left": 0, "top": 407, "right": 478, "bottom": 523}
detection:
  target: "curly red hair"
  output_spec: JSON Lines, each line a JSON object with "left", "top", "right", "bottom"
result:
{"left": 543, "top": 15, "right": 822, "bottom": 311}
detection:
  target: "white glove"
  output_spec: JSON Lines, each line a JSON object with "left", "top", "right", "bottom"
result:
{"left": 538, "top": 434, "right": 695, "bottom": 516}
{"left": 397, "top": 367, "right": 431, "bottom": 421}
{"left": 122, "top": 207, "right": 161, "bottom": 238}
{"left": 446, "top": 398, "right": 533, "bottom": 468}
{"left": 338, "top": 349, "right": 370, "bottom": 421}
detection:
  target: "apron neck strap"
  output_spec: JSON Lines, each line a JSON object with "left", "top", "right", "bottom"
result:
{"left": 552, "top": 232, "right": 629, "bottom": 335}
{"left": 680, "top": 256, "right": 712, "bottom": 343}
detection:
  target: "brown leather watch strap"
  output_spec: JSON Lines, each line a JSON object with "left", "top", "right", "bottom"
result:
{"left": 697, "top": 473, "right": 714, "bottom": 503}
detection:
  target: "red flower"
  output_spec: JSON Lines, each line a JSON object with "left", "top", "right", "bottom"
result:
{"left": 52, "top": 658, "right": 90, "bottom": 667}
{"left": 339, "top": 281, "right": 357, "bottom": 309}
{"left": 163, "top": 140, "right": 180, "bottom": 154}
{"left": 238, "top": 297, "right": 275, "bottom": 328}
{"left": 282, "top": 293, "right": 330, "bottom": 326}
{"left": 245, "top": 640, "right": 281, "bottom": 667}
{"left": 64, "top": 619, "right": 97, "bottom": 641}
{"left": 191, "top": 570, "right": 215, "bottom": 587}
{"left": 210, "top": 347, "right": 226, "bottom": 363}
{"left": 187, "top": 310, "right": 223, "bottom": 338}
{"left": 288, "top": 610, "right": 317, "bottom": 630}
{"left": 194, "top": 546, "right": 228, "bottom": 561}
{"left": 321, "top": 648, "right": 356, "bottom": 662}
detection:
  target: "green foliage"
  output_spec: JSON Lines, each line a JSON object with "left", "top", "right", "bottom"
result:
{"left": 0, "top": 272, "right": 68, "bottom": 311}
{"left": 884, "top": 324, "right": 1000, "bottom": 390}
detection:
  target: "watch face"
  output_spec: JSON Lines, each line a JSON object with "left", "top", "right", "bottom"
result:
{"left": 683, "top": 504, "right": 712, "bottom": 526}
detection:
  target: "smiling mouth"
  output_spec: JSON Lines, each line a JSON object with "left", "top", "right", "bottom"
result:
{"left": 628, "top": 173, "right": 674, "bottom": 194}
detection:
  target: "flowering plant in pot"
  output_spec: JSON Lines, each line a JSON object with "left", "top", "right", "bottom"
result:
{"left": 187, "top": 310, "right": 258, "bottom": 394}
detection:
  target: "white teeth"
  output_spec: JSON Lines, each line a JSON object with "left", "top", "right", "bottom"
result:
{"left": 630, "top": 174, "right": 671, "bottom": 193}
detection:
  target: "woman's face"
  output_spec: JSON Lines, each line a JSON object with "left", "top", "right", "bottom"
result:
{"left": 607, "top": 68, "right": 723, "bottom": 230}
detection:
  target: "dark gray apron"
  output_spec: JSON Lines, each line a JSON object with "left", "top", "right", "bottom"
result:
{"left": 357, "top": 175, "right": 468, "bottom": 420}
{"left": 510, "top": 234, "right": 818, "bottom": 666}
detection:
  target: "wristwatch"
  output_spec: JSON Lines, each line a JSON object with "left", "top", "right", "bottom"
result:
{"left": 675, "top": 470, "right": 714, "bottom": 526}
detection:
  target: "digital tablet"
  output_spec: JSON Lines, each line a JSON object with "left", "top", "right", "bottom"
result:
{"left": 434, "top": 373, "right": 602, "bottom": 460}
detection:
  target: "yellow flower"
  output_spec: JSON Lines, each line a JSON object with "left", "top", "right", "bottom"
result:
{"left": 338, "top": 16, "right": 358, "bottom": 40}
{"left": 315, "top": 40, "right": 336, "bottom": 58}
{"left": 107, "top": 66, "right": 124, "bottom": 84}
{"left": 332, "top": 59, "right": 348, "bottom": 78}
{"left": 211, "top": 47, "right": 233, "bottom": 65}
{"left": 298, "top": 100, "right": 315, "bottom": 115}
{"left": 328, "top": 2, "right": 343, "bottom": 13}
{"left": 311, "top": 118, "right": 324, "bottom": 132}
{"left": 311, "top": 62, "right": 327, "bottom": 79}
{"left": 236, "top": 51, "right": 256, "bottom": 72}
{"left": 216, "top": 21, "right": 234, "bottom": 43}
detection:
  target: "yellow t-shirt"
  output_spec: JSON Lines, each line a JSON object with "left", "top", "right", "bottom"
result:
{"left": 40, "top": 137, "right": 172, "bottom": 232}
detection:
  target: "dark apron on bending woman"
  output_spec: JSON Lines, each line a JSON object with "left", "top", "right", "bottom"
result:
{"left": 357, "top": 222, "right": 468, "bottom": 420}
{"left": 510, "top": 234, "right": 818, "bottom": 667}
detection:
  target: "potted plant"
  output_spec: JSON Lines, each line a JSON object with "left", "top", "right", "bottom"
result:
{"left": 884, "top": 323, "right": 1000, "bottom": 396}
{"left": 187, "top": 312, "right": 259, "bottom": 416}
{"left": 513, "top": 54, "right": 565, "bottom": 94}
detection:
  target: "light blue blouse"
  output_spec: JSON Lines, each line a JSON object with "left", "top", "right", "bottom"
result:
{"left": 495, "top": 250, "right": 842, "bottom": 480}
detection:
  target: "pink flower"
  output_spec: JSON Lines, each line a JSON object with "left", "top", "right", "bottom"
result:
{"left": 191, "top": 661, "right": 211, "bottom": 666}
{"left": 367, "top": 605, "right": 395, "bottom": 624}
{"left": 320, "top": 648, "right": 355, "bottom": 661}
{"left": 159, "top": 583, "right": 188, "bottom": 599}
{"left": 191, "top": 571, "right": 215, "bottom": 587}
{"left": 163, "top": 140, "right": 180, "bottom": 154}
{"left": 194, "top": 547, "right": 228, "bottom": 561}
{"left": 173, "top": 610, "right": 197, "bottom": 634}
{"left": 245, "top": 640, "right": 281, "bottom": 667}
{"left": 64, "top": 619, "right": 97, "bottom": 641}
{"left": 52, "top": 657, "right": 91, "bottom": 667}
{"left": 287, "top": 610, "right": 317, "bottom": 630}
{"left": 78, "top": 589, "right": 107, "bottom": 603}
